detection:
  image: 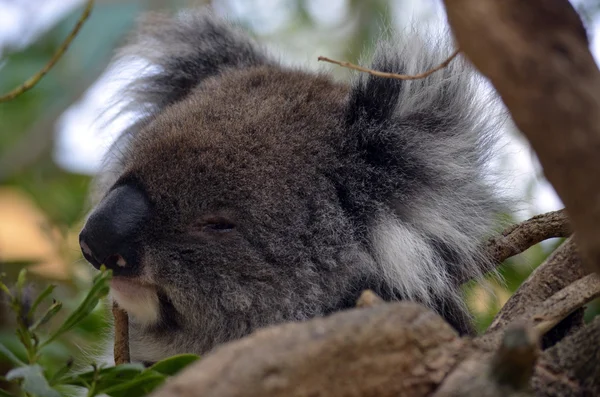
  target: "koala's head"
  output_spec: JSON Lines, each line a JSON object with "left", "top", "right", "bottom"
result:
{"left": 80, "top": 10, "right": 503, "bottom": 362}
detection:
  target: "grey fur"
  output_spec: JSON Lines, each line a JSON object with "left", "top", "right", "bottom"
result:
{"left": 84, "top": 8, "right": 506, "bottom": 364}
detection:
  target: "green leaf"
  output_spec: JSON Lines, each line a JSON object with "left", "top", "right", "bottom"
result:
{"left": 6, "top": 364, "right": 61, "bottom": 397}
{"left": 29, "top": 301, "right": 63, "bottom": 333}
{"left": 0, "top": 279, "right": 12, "bottom": 298}
{"left": 29, "top": 284, "right": 56, "bottom": 316}
{"left": 101, "top": 371, "right": 166, "bottom": 397}
{"left": 150, "top": 354, "right": 199, "bottom": 376}
{"left": 63, "top": 363, "right": 145, "bottom": 389}
{"left": 15, "top": 269, "right": 27, "bottom": 296}
{"left": 48, "top": 358, "right": 73, "bottom": 386}
{"left": 40, "top": 269, "right": 111, "bottom": 348}
{"left": 0, "top": 343, "right": 25, "bottom": 367}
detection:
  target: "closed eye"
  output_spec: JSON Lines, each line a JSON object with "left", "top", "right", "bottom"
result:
{"left": 197, "top": 216, "right": 236, "bottom": 233}
{"left": 203, "top": 222, "right": 235, "bottom": 233}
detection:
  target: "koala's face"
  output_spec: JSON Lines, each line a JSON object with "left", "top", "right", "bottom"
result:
{"left": 79, "top": 67, "right": 375, "bottom": 360}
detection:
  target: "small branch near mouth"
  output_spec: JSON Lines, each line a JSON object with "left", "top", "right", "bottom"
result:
{"left": 113, "top": 302, "right": 130, "bottom": 365}
{"left": 317, "top": 48, "right": 461, "bottom": 81}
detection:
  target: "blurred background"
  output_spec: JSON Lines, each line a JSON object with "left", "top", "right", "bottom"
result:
{"left": 0, "top": 0, "right": 599, "bottom": 375}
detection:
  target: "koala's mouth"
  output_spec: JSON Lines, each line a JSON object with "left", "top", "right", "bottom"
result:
{"left": 110, "top": 277, "right": 161, "bottom": 326}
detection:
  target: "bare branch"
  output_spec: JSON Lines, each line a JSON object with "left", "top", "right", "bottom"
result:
{"left": 317, "top": 48, "right": 460, "bottom": 81}
{"left": 532, "top": 273, "right": 600, "bottom": 336}
{"left": 483, "top": 237, "right": 586, "bottom": 337}
{"left": 485, "top": 209, "right": 571, "bottom": 265}
{"left": 0, "top": 0, "right": 94, "bottom": 103}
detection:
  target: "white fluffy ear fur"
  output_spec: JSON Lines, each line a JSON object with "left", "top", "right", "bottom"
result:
{"left": 360, "top": 32, "right": 507, "bottom": 314}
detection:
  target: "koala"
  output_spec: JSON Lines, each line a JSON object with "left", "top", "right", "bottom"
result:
{"left": 79, "top": 9, "right": 505, "bottom": 365}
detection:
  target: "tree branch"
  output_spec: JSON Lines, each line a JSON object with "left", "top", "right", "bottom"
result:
{"left": 531, "top": 273, "right": 600, "bottom": 336}
{"left": 484, "top": 209, "right": 571, "bottom": 265}
{"left": 0, "top": 0, "right": 94, "bottom": 103}
{"left": 433, "top": 323, "right": 539, "bottom": 397}
{"left": 485, "top": 237, "right": 584, "bottom": 333}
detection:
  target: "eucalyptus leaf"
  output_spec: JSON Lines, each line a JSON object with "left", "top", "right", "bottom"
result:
{"left": 64, "top": 363, "right": 145, "bottom": 389}
{"left": 101, "top": 371, "right": 166, "bottom": 397}
{"left": 29, "top": 301, "right": 62, "bottom": 333}
{"left": 29, "top": 284, "right": 56, "bottom": 317}
{"left": 150, "top": 354, "right": 199, "bottom": 376}
{"left": 6, "top": 364, "right": 61, "bottom": 397}
{"left": 0, "top": 343, "right": 25, "bottom": 366}
{"left": 41, "top": 269, "right": 111, "bottom": 348}
{"left": 15, "top": 269, "right": 27, "bottom": 296}
{"left": 48, "top": 358, "right": 73, "bottom": 386}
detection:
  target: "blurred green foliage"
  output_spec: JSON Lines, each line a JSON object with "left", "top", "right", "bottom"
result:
{"left": 0, "top": 269, "right": 199, "bottom": 397}
{"left": 0, "top": 1, "right": 599, "bottom": 394}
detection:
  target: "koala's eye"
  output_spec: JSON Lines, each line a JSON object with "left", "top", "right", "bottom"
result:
{"left": 198, "top": 217, "right": 236, "bottom": 233}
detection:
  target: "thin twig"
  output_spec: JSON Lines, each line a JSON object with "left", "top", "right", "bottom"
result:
{"left": 532, "top": 273, "right": 600, "bottom": 335}
{"left": 317, "top": 48, "right": 461, "bottom": 80}
{"left": 112, "top": 302, "right": 130, "bottom": 365}
{"left": 484, "top": 237, "right": 584, "bottom": 336}
{"left": 0, "top": 0, "right": 94, "bottom": 103}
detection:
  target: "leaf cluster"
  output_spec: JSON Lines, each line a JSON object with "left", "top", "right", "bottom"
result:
{"left": 0, "top": 269, "right": 199, "bottom": 397}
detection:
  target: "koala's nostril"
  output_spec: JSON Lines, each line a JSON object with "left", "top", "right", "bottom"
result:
{"left": 80, "top": 240, "right": 93, "bottom": 258}
{"left": 79, "top": 184, "right": 149, "bottom": 276}
{"left": 106, "top": 254, "right": 128, "bottom": 268}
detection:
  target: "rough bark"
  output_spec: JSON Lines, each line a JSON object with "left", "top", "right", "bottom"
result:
{"left": 532, "top": 317, "right": 600, "bottom": 397}
{"left": 150, "top": 303, "right": 469, "bottom": 397}
{"left": 442, "top": 0, "right": 600, "bottom": 275}
{"left": 485, "top": 238, "right": 585, "bottom": 336}
{"left": 433, "top": 323, "right": 539, "bottom": 397}
{"left": 483, "top": 209, "right": 571, "bottom": 267}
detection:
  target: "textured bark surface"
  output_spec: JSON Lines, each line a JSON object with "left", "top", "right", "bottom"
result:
{"left": 443, "top": 0, "right": 600, "bottom": 275}
{"left": 533, "top": 317, "right": 600, "bottom": 397}
{"left": 484, "top": 209, "right": 571, "bottom": 268}
{"left": 485, "top": 238, "right": 585, "bottom": 336}
{"left": 150, "top": 303, "right": 469, "bottom": 397}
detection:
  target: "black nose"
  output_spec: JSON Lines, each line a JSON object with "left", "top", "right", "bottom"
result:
{"left": 79, "top": 184, "right": 150, "bottom": 276}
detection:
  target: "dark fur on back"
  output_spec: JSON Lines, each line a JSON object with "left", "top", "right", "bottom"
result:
{"left": 87, "top": 9, "right": 505, "bottom": 363}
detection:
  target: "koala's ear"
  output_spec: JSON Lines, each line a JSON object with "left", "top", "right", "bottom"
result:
{"left": 116, "top": 8, "right": 268, "bottom": 115}
{"left": 344, "top": 35, "right": 493, "bottom": 170}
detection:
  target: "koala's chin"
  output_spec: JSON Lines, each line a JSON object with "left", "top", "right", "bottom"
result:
{"left": 110, "top": 277, "right": 160, "bottom": 327}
